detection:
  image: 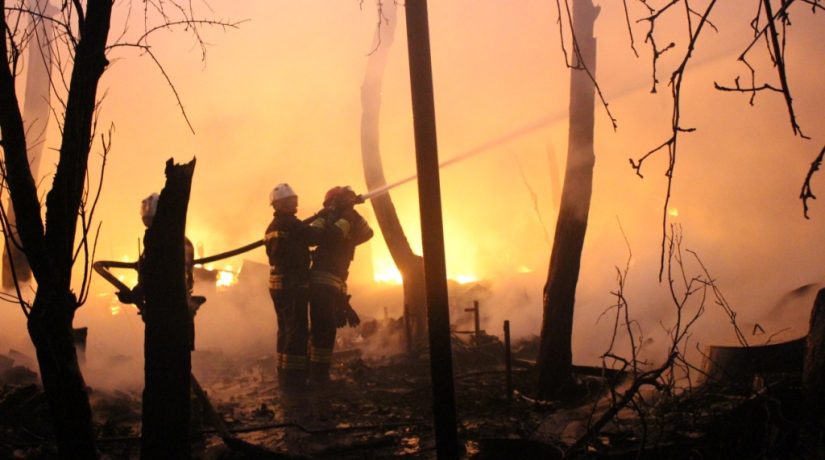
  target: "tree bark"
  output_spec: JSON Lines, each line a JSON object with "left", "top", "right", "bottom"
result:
{"left": 537, "top": 0, "right": 599, "bottom": 400}
{"left": 141, "top": 158, "right": 195, "bottom": 459}
{"left": 27, "top": 290, "right": 95, "bottom": 458}
{"left": 360, "top": 0, "right": 428, "bottom": 347}
{"left": 804, "top": 288, "right": 825, "bottom": 420}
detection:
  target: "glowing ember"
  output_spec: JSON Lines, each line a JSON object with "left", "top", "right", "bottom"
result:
{"left": 517, "top": 265, "right": 532, "bottom": 273}
{"left": 215, "top": 265, "right": 238, "bottom": 287}
{"left": 110, "top": 304, "right": 122, "bottom": 316}
{"left": 668, "top": 208, "right": 679, "bottom": 217}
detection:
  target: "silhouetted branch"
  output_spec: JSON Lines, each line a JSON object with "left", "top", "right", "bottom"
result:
{"left": 800, "top": 144, "right": 825, "bottom": 218}
{"left": 578, "top": 226, "right": 743, "bottom": 454}
{"left": 77, "top": 125, "right": 111, "bottom": 306}
{"left": 630, "top": 0, "right": 717, "bottom": 280}
{"left": 621, "top": 0, "right": 639, "bottom": 57}
{"left": 362, "top": 0, "right": 389, "bottom": 56}
{"left": 762, "top": 0, "right": 806, "bottom": 138}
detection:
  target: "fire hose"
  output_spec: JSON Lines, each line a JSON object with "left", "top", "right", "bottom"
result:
{"left": 92, "top": 239, "right": 266, "bottom": 295}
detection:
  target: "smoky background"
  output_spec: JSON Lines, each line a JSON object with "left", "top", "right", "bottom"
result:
{"left": 1, "top": 0, "right": 823, "bottom": 391}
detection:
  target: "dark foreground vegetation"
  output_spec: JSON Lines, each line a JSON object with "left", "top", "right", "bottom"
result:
{"left": 2, "top": 325, "right": 823, "bottom": 459}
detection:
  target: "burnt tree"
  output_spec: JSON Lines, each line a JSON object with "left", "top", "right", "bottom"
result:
{"left": 538, "top": 0, "right": 600, "bottom": 400}
{"left": 0, "top": 0, "right": 113, "bottom": 457}
{"left": 1, "top": 2, "right": 235, "bottom": 457}
{"left": 360, "top": 0, "right": 428, "bottom": 347}
{"left": 140, "top": 159, "right": 196, "bottom": 459}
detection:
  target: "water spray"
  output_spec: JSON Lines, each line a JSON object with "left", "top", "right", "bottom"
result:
{"left": 359, "top": 112, "right": 563, "bottom": 201}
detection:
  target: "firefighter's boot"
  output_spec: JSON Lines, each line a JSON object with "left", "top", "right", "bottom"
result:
{"left": 308, "top": 361, "right": 332, "bottom": 388}
{"left": 279, "top": 369, "right": 307, "bottom": 394}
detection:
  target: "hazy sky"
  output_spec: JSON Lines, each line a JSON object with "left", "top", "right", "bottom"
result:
{"left": 3, "top": 1, "right": 825, "bottom": 377}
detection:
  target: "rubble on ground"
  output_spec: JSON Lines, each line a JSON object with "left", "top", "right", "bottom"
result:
{"left": 1, "top": 331, "right": 823, "bottom": 459}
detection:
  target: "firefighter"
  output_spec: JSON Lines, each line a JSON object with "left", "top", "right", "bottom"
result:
{"left": 117, "top": 193, "right": 204, "bottom": 350}
{"left": 307, "top": 186, "right": 373, "bottom": 384}
{"left": 265, "top": 183, "right": 318, "bottom": 392}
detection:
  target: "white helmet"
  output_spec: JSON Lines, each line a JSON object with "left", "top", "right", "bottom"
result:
{"left": 140, "top": 193, "right": 160, "bottom": 227}
{"left": 269, "top": 183, "right": 297, "bottom": 206}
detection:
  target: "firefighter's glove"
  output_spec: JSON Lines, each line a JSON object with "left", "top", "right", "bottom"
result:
{"left": 335, "top": 303, "right": 347, "bottom": 329}
{"left": 189, "top": 295, "right": 207, "bottom": 315}
{"left": 335, "top": 295, "right": 361, "bottom": 328}
{"left": 117, "top": 289, "right": 136, "bottom": 305}
{"left": 343, "top": 304, "right": 360, "bottom": 328}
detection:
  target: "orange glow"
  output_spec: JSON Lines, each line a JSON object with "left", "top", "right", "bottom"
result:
{"left": 374, "top": 266, "right": 403, "bottom": 285}
{"left": 453, "top": 274, "right": 478, "bottom": 284}
{"left": 668, "top": 208, "right": 679, "bottom": 217}
{"left": 215, "top": 265, "right": 238, "bottom": 288}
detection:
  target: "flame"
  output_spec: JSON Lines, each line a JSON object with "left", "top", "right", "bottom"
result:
{"left": 215, "top": 265, "right": 238, "bottom": 288}
{"left": 374, "top": 266, "right": 403, "bottom": 285}
{"left": 452, "top": 274, "right": 478, "bottom": 284}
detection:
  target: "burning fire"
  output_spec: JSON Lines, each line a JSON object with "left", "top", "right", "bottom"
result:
{"left": 453, "top": 274, "right": 478, "bottom": 284}
{"left": 374, "top": 266, "right": 403, "bottom": 285}
{"left": 216, "top": 269, "right": 237, "bottom": 287}
{"left": 213, "top": 265, "right": 238, "bottom": 288}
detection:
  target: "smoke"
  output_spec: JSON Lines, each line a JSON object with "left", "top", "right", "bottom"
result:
{"left": 3, "top": 0, "right": 825, "bottom": 391}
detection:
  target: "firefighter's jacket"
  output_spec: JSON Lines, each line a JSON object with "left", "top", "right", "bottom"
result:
{"left": 308, "top": 208, "right": 374, "bottom": 290}
{"left": 265, "top": 211, "right": 317, "bottom": 290}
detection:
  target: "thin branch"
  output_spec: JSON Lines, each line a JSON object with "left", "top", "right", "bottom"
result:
{"left": 762, "top": 0, "right": 806, "bottom": 137}
{"left": 800, "top": 144, "right": 825, "bottom": 218}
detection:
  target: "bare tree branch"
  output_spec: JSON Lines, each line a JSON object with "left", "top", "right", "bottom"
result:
{"left": 800, "top": 144, "right": 825, "bottom": 218}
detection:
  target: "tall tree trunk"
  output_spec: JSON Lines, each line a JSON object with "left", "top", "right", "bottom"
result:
{"left": 1, "top": 1, "right": 112, "bottom": 457}
{"left": 360, "top": 0, "right": 428, "bottom": 347}
{"left": 537, "top": 0, "right": 599, "bottom": 400}
{"left": 27, "top": 290, "right": 95, "bottom": 458}
{"left": 141, "top": 158, "right": 195, "bottom": 459}
{"left": 2, "top": 0, "right": 54, "bottom": 288}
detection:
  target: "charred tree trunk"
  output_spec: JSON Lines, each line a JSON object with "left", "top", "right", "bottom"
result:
{"left": 27, "top": 291, "right": 95, "bottom": 458}
{"left": 360, "top": 0, "right": 428, "bottom": 347}
{"left": 141, "top": 159, "right": 195, "bottom": 459}
{"left": 804, "top": 288, "right": 825, "bottom": 420}
{"left": 537, "top": 0, "right": 599, "bottom": 400}
{"left": 0, "top": 1, "right": 112, "bottom": 457}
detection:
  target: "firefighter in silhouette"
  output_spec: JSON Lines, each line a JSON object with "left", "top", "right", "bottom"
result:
{"left": 116, "top": 193, "right": 204, "bottom": 350}
{"left": 265, "top": 183, "right": 319, "bottom": 392}
{"left": 307, "top": 186, "right": 373, "bottom": 384}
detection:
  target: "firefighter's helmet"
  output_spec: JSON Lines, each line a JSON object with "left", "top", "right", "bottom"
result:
{"left": 269, "top": 183, "right": 297, "bottom": 206}
{"left": 140, "top": 193, "right": 160, "bottom": 227}
{"left": 323, "top": 186, "right": 357, "bottom": 207}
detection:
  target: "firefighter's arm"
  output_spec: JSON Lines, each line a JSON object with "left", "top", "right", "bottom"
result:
{"left": 308, "top": 208, "right": 347, "bottom": 243}
{"left": 347, "top": 210, "right": 374, "bottom": 245}
{"left": 93, "top": 260, "right": 143, "bottom": 308}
